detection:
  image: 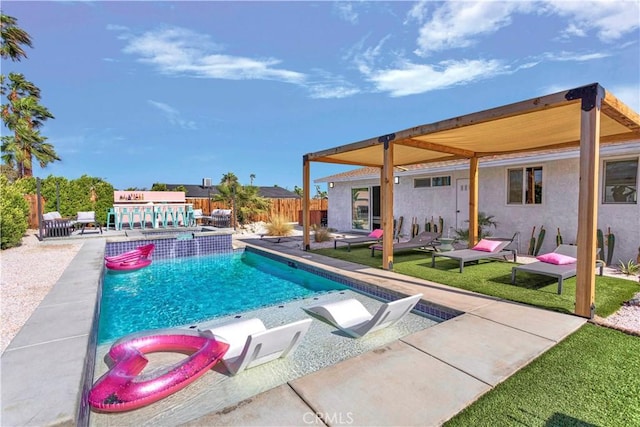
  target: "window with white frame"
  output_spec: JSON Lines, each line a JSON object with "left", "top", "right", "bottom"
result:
{"left": 507, "top": 166, "right": 543, "bottom": 205}
{"left": 414, "top": 176, "right": 451, "bottom": 188}
{"left": 603, "top": 158, "right": 637, "bottom": 204}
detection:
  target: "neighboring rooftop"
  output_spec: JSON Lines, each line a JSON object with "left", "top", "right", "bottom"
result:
{"left": 162, "top": 184, "right": 301, "bottom": 199}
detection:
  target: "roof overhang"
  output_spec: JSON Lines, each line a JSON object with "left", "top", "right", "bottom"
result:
{"left": 305, "top": 83, "right": 640, "bottom": 167}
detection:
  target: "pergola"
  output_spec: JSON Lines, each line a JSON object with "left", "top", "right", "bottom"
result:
{"left": 302, "top": 83, "right": 640, "bottom": 318}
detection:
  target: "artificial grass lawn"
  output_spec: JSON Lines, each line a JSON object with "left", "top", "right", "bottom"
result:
{"left": 312, "top": 246, "right": 639, "bottom": 426}
{"left": 445, "top": 323, "right": 640, "bottom": 427}
{"left": 311, "top": 246, "right": 638, "bottom": 317}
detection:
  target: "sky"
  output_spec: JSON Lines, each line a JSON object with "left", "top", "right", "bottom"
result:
{"left": 2, "top": 1, "right": 639, "bottom": 191}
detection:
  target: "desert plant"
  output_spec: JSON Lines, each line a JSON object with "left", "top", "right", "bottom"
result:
{"left": 311, "top": 224, "right": 332, "bottom": 242}
{"left": 455, "top": 212, "right": 498, "bottom": 241}
{"left": 265, "top": 215, "right": 293, "bottom": 237}
{"left": 618, "top": 259, "right": 640, "bottom": 276}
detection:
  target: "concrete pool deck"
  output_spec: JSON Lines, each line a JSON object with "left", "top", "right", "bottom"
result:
{"left": 1, "top": 232, "right": 586, "bottom": 426}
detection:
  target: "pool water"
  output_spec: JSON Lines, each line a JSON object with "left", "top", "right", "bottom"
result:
{"left": 98, "top": 251, "right": 347, "bottom": 343}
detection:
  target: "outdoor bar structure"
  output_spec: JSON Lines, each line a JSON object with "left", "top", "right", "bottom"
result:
{"left": 112, "top": 190, "right": 193, "bottom": 229}
{"left": 302, "top": 83, "right": 640, "bottom": 318}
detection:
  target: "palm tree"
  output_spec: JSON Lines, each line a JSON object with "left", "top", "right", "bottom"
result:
{"left": 213, "top": 175, "right": 270, "bottom": 225}
{"left": 1, "top": 73, "right": 57, "bottom": 177}
{"left": 1, "top": 15, "right": 57, "bottom": 178}
{"left": 220, "top": 172, "right": 239, "bottom": 186}
{"left": 1, "top": 14, "right": 32, "bottom": 61}
{"left": 249, "top": 173, "right": 255, "bottom": 186}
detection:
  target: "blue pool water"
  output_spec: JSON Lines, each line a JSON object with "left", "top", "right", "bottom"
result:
{"left": 98, "top": 251, "right": 347, "bottom": 343}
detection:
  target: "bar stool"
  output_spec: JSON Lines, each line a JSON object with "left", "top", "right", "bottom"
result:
{"left": 186, "top": 206, "right": 195, "bottom": 227}
{"left": 154, "top": 206, "right": 164, "bottom": 228}
{"left": 163, "top": 207, "right": 176, "bottom": 228}
{"left": 118, "top": 207, "right": 134, "bottom": 230}
{"left": 106, "top": 208, "right": 116, "bottom": 231}
{"left": 131, "top": 206, "right": 143, "bottom": 229}
{"left": 174, "top": 206, "right": 186, "bottom": 227}
{"left": 141, "top": 206, "right": 155, "bottom": 229}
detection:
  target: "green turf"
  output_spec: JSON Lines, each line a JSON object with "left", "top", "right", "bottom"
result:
{"left": 444, "top": 324, "right": 640, "bottom": 427}
{"left": 311, "top": 247, "right": 638, "bottom": 317}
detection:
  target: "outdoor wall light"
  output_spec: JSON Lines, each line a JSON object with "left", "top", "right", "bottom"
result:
{"left": 394, "top": 176, "right": 400, "bottom": 184}
{"left": 329, "top": 182, "right": 334, "bottom": 188}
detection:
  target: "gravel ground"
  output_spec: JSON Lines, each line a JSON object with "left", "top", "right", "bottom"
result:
{"left": 0, "top": 230, "right": 83, "bottom": 353}
{"left": 1, "top": 228, "right": 638, "bottom": 354}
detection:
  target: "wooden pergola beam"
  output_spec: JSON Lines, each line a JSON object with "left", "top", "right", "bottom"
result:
{"left": 399, "top": 138, "right": 476, "bottom": 158}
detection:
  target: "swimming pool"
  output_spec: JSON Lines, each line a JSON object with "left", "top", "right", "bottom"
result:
{"left": 98, "top": 250, "right": 347, "bottom": 343}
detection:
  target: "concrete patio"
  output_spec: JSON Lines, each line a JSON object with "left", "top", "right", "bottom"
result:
{"left": 1, "top": 233, "right": 586, "bottom": 426}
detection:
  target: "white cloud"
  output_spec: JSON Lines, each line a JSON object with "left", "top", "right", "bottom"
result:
{"left": 542, "top": 0, "right": 640, "bottom": 42}
{"left": 414, "top": 1, "right": 530, "bottom": 56}
{"left": 366, "top": 59, "right": 506, "bottom": 97}
{"left": 148, "top": 100, "right": 197, "bottom": 130}
{"left": 404, "top": 0, "right": 429, "bottom": 25}
{"left": 544, "top": 51, "right": 611, "bottom": 61}
{"left": 350, "top": 35, "right": 392, "bottom": 75}
{"left": 307, "top": 83, "right": 361, "bottom": 99}
{"left": 413, "top": 1, "right": 638, "bottom": 57}
{"left": 122, "top": 27, "right": 306, "bottom": 84}
{"left": 334, "top": 2, "right": 359, "bottom": 24}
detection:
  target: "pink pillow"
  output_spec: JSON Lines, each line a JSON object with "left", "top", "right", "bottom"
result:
{"left": 472, "top": 239, "right": 502, "bottom": 252}
{"left": 536, "top": 252, "right": 577, "bottom": 265}
{"left": 368, "top": 229, "right": 383, "bottom": 239}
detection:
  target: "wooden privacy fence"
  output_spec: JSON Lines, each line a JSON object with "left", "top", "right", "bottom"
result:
{"left": 187, "top": 198, "right": 328, "bottom": 223}
{"left": 24, "top": 194, "right": 44, "bottom": 228}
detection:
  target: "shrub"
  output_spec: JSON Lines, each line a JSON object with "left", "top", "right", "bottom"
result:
{"left": 265, "top": 215, "right": 293, "bottom": 236}
{"left": 455, "top": 211, "right": 498, "bottom": 241}
{"left": 618, "top": 259, "right": 640, "bottom": 276}
{"left": 0, "top": 175, "right": 29, "bottom": 249}
{"left": 312, "top": 224, "right": 332, "bottom": 242}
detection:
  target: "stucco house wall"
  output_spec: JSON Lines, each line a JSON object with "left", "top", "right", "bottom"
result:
{"left": 323, "top": 143, "right": 639, "bottom": 263}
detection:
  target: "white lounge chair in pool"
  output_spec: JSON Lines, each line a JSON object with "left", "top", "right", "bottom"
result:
{"left": 202, "top": 318, "right": 311, "bottom": 375}
{"left": 303, "top": 293, "right": 423, "bottom": 338}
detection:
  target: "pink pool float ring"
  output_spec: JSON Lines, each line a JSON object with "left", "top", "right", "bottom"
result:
{"left": 105, "top": 258, "right": 152, "bottom": 271}
{"left": 105, "top": 244, "right": 155, "bottom": 272}
{"left": 88, "top": 329, "right": 229, "bottom": 412}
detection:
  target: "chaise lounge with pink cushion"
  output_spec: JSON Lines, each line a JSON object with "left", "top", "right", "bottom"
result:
{"left": 431, "top": 236, "right": 517, "bottom": 273}
{"left": 511, "top": 244, "right": 604, "bottom": 294}
{"left": 370, "top": 231, "right": 441, "bottom": 257}
{"left": 334, "top": 228, "right": 384, "bottom": 252}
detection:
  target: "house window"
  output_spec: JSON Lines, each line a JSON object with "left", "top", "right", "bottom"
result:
{"left": 351, "top": 187, "right": 370, "bottom": 230}
{"left": 507, "top": 166, "right": 542, "bottom": 205}
{"left": 414, "top": 176, "right": 451, "bottom": 188}
{"left": 432, "top": 176, "right": 451, "bottom": 187}
{"left": 414, "top": 178, "right": 431, "bottom": 188}
{"left": 603, "top": 158, "right": 637, "bottom": 204}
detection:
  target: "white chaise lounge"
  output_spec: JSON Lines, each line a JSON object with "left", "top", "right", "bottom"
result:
{"left": 202, "top": 318, "right": 311, "bottom": 375}
{"left": 303, "top": 293, "right": 422, "bottom": 338}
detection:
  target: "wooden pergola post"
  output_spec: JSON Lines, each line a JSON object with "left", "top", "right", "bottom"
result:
{"left": 381, "top": 135, "right": 395, "bottom": 270}
{"left": 379, "top": 167, "right": 385, "bottom": 232}
{"left": 302, "top": 155, "right": 311, "bottom": 251}
{"left": 468, "top": 156, "right": 479, "bottom": 246}
{"left": 575, "top": 87, "right": 602, "bottom": 318}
